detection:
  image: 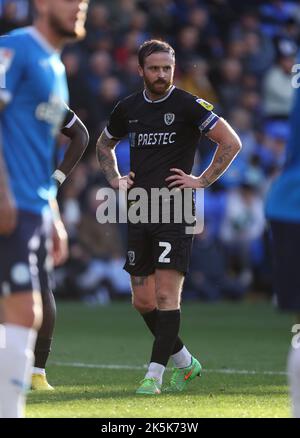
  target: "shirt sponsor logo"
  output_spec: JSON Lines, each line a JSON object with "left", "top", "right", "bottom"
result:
{"left": 137, "top": 132, "right": 176, "bottom": 147}
{"left": 164, "top": 113, "right": 175, "bottom": 125}
{"left": 35, "top": 94, "right": 65, "bottom": 135}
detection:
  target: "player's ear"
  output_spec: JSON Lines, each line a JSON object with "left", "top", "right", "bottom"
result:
{"left": 138, "top": 64, "right": 144, "bottom": 78}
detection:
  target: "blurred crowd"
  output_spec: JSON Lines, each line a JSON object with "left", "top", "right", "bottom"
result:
{"left": 1, "top": 0, "right": 299, "bottom": 302}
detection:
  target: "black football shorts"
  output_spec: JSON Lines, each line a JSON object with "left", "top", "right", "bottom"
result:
{"left": 0, "top": 210, "right": 54, "bottom": 296}
{"left": 124, "top": 221, "right": 194, "bottom": 276}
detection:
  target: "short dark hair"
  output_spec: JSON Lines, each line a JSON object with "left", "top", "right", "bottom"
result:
{"left": 138, "top": 40, "right": 175, "bottom": 67}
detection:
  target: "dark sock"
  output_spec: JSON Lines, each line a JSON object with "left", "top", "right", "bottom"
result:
{"left": 34, "top": 289, "right": 56, "bottom": 368}
{"left": 34, "top": 337, "right": 53, "bottom": 369}
{"left": 142, "top": 308, "right": 184, "bottom": 354}
{"left": 150, "top": 309, "right": 181, "bottom": 366}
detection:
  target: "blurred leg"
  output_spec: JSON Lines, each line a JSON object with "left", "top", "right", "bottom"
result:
{"left": 33, "top": 288, "right": 56, "bottom": 371}
{"left": 0, "top": 291, "right": 42, "bottom": 418}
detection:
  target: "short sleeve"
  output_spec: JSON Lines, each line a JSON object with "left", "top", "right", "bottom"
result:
{"left": 0, "top": 35, "right": 25, "bottom": 106}
{"left": 187, "top": 96, "right": 219, "bottom": 134}
{"left": 105, "top": 101, "right": 128, "bottom": 139}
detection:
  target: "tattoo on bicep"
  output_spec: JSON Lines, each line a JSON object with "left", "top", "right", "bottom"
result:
{"left": 215, "top": 144, "right": 233, "bottom": 162}
{"left": 97, "top": 131, "right": 118, "bottom": 150}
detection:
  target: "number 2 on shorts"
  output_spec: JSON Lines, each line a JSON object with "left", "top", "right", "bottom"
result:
{"left": 158, "top": 242, "right": 171, "bottom": 263}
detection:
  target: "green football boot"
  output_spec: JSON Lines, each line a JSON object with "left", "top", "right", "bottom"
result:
{"left": 136, "top": 377, "right": 161, "bottom": 395}
{"left": 167, "top": 357, "right": 202, "bottom": 392}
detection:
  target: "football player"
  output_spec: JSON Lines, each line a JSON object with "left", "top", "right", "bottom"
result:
{"left": 266, "top": 63, "right": 300, "bottom": 418}
{"left": 97, "top": 39, "right": 241, "bottom": 394}
{"left": 0, "top": 0, "right": 89, "bottom": 417}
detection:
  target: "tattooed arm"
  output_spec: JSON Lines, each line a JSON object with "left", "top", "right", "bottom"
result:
{"left": 166, "top": 118, "right": 241, "bottom": 189}
{"left": 96, "top": 129, "right": 134, "bottom": 190}
{"left": 198, "top": 118, "right": 242, "bottom": 187}
{"left": 96, "top": 129, "right": 120, "bottom": 185}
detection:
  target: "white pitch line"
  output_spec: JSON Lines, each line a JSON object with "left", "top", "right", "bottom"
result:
{"left": 52, "top": 361, "right": 147, "bottom": 371}
{"left": 206, "top": 369, "right": 287, "bottom": 376}
{"left": 51, "top": 361, "right": 287, "bottom": 376}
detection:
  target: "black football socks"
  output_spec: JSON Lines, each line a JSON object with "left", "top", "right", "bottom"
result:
{"left": 34, "top": 289, "right": 56, "bottom": 368}
{"left": 142, "top": 308, "right": 184, "bottom": 354}
{"left": 150, "top": 309, "right": 181, "bottom": 366}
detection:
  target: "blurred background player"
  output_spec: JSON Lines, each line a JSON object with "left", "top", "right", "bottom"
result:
{"left": 265, "top": 64, "right": 300, "bottom": 418}
{"left": 0, "top": 0, "right": 89, "bottom": 417}
{"left": 97, "top": 40, "right": 241, "bottom": 394}
{"left": 32, "top": 105, "right": 89, "bottom": 392}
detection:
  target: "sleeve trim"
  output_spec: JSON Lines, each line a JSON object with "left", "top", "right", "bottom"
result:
{"left": 199, "top": 114, "right": 219, "bottom": 133}
{"left": 104, "top": 126, "right": 121, "bottom": 140}
{"left": 207, "top": 120, "right": 219, "bottom": 132}
{"left": 64, "top": 113, "right": 77, "bottom": 129}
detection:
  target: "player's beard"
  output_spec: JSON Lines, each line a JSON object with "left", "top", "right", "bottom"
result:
{"left": 48, "top": 13, "right": 86, "bottom": 39}
{"left": 144, "top": 76, "right": 173, "bottom": 97}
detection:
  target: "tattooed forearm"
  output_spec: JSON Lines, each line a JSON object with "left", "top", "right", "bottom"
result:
{"left": 96, "top": 131, "right": 120, "bottom": 184}
{"left": 199, "top": 143, "right": 240, "bottom": 187}
{"left": 198, "top": 174, "right": 211, "bottom": 187}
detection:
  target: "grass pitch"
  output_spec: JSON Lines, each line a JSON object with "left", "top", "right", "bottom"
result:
{"left": 26, "top": 300, "right": 292, "bottom": 418}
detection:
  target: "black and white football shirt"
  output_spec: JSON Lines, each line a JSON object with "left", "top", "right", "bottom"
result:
{"left": 105, "top": 86, "right": 219, "bottom": 191}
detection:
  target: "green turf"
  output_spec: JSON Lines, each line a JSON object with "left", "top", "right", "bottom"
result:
{"left": 26, "top": 300, "right": 293, "bottom": 418}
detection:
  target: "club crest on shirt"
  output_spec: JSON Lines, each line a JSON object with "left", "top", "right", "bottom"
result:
{"left": 164, "top": 113, "right": 175, "bottom": 126}
{"left": 128, "top": 251, "right": 135, "bottom": 266}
